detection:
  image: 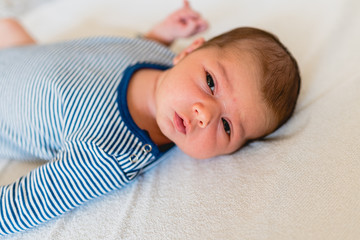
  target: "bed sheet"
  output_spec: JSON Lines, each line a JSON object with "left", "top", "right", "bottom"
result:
{"left": 1, "top": 0, "right": 360, "bottom": 239}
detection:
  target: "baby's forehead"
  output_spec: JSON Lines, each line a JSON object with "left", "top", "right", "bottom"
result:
{"left": 216, "top": 42, "right": 262, "bottom": 66}
{"left": 221, "top": 46, "right": 263, "bottom": 80}
{"left": 214, "top": 48, "right": 272, "bottom": 138}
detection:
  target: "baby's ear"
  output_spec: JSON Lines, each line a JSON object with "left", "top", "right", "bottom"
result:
{"left": 173, "top": 37, "right": 205, "bottom": 65}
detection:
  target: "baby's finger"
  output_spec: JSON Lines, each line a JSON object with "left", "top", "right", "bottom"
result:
{"left": 195, "top": 18, "right": 208, "bottom": 33}
{"left": 181, "top": 15, "right": 208, "bottom": 33}
{"left": 176, "top": 7, "right": 201, "bottom": 21}
{"left": 175, "top": 10, "right": 199, "bottom": 28}
{"left": 183, "top": 0, "right": 190, "bottom": 9}
{"left": 179, "top": 18, "right": 199, "bottom": 37}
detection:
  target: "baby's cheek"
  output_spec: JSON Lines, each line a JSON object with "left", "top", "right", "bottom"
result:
{"left": 185, "top": 136, "right": 219, "bottom": 159}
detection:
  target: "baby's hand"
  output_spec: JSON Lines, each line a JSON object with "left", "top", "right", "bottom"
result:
{"left": 145, "top": 0, "right": 208, "bottom": 46}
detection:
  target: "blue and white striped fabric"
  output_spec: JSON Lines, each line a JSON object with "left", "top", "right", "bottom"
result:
{"left": 0, "top": 36, "right": 175, "bottom": 236}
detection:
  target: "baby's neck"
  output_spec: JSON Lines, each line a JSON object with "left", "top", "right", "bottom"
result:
{"left": 127, "top": 68, "right": 171, "bottom": 146}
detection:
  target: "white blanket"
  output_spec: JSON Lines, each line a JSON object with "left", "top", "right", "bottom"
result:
{"left": 1, "top": 0, "right": 360, "bottom": 239}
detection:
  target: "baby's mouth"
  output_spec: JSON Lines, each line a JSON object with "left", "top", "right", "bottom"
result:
{"left": 174, "top": 112, "right": 186, "bottom": 134}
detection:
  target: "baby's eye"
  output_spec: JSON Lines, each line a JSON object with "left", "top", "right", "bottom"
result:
{"left": 222, "top": 118, "right": 231, "bottom": 136}
{"left": 206, "top": 72, "right": 215, "bottom": 94}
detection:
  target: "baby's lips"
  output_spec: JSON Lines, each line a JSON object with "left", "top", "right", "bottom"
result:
{"left": 174, "top": 112, "right": 186, "bottom": 134}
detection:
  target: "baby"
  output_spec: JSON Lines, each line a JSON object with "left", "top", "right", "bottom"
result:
{"left": 0, "top": 0, "right": 300, "bottom": 236}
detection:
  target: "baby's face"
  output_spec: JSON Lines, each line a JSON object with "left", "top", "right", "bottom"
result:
{"left": 155, "top": 46, "right": 271, "bottom": 159}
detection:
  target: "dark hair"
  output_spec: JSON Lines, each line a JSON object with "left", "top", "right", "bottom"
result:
{"left": 201, "top": 27, "right": 301, "bottom": 137}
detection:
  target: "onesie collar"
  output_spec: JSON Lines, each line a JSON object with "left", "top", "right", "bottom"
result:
{"left": 117, "top": 63, "right": 173, "bottom": 158}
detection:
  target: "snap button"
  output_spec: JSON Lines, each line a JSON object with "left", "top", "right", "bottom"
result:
{"left": 142, "top": 144, "right": 152, "bottom": 153}
{"left": 128, "top": 154, "right": 138, "bottom": 163}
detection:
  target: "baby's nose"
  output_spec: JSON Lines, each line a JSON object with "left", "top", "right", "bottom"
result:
{"left": 192, "top": 102, "right": 214, "bottom": 128}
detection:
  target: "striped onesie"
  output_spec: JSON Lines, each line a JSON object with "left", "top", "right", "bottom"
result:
{"left": 0, "top": 37, "right": 175, "bottom": 236}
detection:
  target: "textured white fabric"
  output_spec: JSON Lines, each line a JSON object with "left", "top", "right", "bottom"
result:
{"left": 0, "top": 0, "right": 54, "bottom": 17}
{"left": 0, "top": 0, "right": 359, "bottom": 239}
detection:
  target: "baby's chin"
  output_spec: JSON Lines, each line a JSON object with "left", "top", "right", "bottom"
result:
{"left": 177, "top": 145, "right": 219, "bottom": 160}
{"left": 177, "top": 142, "right": 242, "bottom": 160}
{"left": 170, "top": 137, "right": 235, "bottom": 160}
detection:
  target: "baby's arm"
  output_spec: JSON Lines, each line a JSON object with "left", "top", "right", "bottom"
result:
{"left": 144, "top": 0, "right": 208, "bottom": 46}
{"left": 0, "top": 141, "right": 130, "bottom": 236}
